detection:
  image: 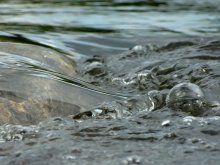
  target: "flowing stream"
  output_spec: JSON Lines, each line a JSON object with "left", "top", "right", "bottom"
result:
{"left": 0, "top": 1, "right": 220, "bottom": 164}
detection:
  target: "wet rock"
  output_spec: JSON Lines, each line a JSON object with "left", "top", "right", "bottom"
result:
{"left": 0, "top": 42, "right": 76, "bottom": 77}
{"left": 0, "top": 42, "right": 120, "bottom": 125}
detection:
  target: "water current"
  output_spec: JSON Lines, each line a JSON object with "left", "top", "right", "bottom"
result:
{"left": 0, "top": 0, "right": 220, "bottom": 164}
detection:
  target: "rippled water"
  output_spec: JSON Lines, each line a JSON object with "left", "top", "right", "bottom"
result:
{"left": 0, "top": 0, "right": 220, "bottom": 165}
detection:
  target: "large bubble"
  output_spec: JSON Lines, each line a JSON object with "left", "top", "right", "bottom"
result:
{"left": 166, "top": 83, "right": 208, "bottom": 116}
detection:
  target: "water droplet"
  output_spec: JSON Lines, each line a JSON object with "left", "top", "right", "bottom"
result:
{"left": 161, "top": 120, "right": 171, "bottom": 127}
{"left": 122, "top": 155, "right": 142, "bottom": 165}
{"left": 183, "top": 116, "right": 196, "bottom": 125}
{"left": 13, "top": 134, "right": 23, "bottom": 141}
{"left": 124, "top": 90, "right": 164, "bottom": 113}
{"left": 0, "top": 124, "right": 39, "bottom": 142}
{"left": 93, "top": 109, "right": 103, "bottom": 115}
{"left": 166, "top": 83, "right": 208, "bottom": 116}
{"left": 109, "top": 131, "right": 117, "bottom": 136}
{"left": 183, "top": 116, "right": 220, "bottom": 126}
{"left": 131, "top": 45, "right": 146, "bottom": 54}
{"left": 111, "top": 77, "right": 135, "bottom": 86}
{"left": 91, "top": 101, "right": 126, "bottom": 119}
{"left": 63, "top": 155, "right": 76, "bottom": 160}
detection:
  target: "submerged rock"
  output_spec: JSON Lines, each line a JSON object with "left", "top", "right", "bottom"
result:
{"left": 0, "top": 42, "right": 119, "bottom": 125}
{"left": 0, "top": 42, "right": 76, "bottom": 77}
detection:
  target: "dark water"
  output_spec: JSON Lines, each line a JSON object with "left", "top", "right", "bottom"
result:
{"left": 0, "top": 0, "right": 220, "bottom": 164}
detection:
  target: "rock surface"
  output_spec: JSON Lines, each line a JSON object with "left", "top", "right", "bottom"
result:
{"left": 0, "top": 42, "right": 119, "bottom": 125}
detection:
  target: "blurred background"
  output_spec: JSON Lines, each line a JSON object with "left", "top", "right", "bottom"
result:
{"left": 0, "top": 0, "right": 219, "bottom": 57}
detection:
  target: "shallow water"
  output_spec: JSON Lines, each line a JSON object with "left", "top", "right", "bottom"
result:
{"left": 0, "top": 0, "right": 220, "bottom": 164}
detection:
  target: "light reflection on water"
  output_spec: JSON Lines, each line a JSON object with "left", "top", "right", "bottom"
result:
{"left": 0, "top": 1, "right": 219, "bottom": 39}
{"left": 0, "top": 0, "right": 218, "bottom": 60}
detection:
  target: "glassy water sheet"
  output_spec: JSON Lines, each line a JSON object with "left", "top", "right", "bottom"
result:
{"left": 0, "top": 41, "right": 127, "bottom": 125}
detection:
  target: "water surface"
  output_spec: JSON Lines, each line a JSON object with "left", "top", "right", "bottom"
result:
{"left": 0, "top": 0, "right": 220, "bottom": 165}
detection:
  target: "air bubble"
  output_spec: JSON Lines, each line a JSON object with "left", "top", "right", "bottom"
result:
{"left": 166, "top": 83, "right": 208, "bottom": 116}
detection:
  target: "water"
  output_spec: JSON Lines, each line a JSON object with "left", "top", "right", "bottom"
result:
{"left": 0, "top": 0, "right": 220, "bottom": 164}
